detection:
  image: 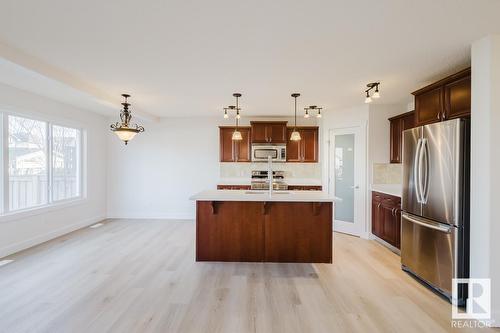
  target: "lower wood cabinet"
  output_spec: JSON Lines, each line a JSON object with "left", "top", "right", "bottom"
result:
{"left": 217, "top": 185, "right": 251, "bottom": 190}
{"left": 372, "top": 191, "right": 401, "bottom": 249}
{"left": 287, "top": 185, "right": 322, "bottom": 191}
{"left": 196, "top": 201, "right": 332, "bottom": 263}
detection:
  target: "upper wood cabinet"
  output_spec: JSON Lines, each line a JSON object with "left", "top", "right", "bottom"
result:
{"left": 219, "top": 126, "right": 251, "bottom": 162}
{"left": 414, "top": 86, "right": 443, "bottom": 126}
{"left": 286, "top": 127, "right": 319, "bottom": 163}
{"left": 413, "top": 68, "right": 471, "bottom": 127}
{"left": 389, "top": 111, "right": 415, "bottom": 163}
{"left": 444, "top": 75, "right": 471, "bottom": 120}
{"left": 250, "top": 121, "right": 287, "bottom": 143}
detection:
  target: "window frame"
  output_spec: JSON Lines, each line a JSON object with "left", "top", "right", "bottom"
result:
{"left": 0, "top": 110, "right": 86, "bottom": 217}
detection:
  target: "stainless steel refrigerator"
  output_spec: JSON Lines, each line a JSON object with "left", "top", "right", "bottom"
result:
{"left": 401, "top": 118, "right": 470, "bottom": 304}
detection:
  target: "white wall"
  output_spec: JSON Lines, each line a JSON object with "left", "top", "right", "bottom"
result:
{"left": 107, "top": 115, "right": 323, "bottom": 219}
{"left": 471, "top": 35, "right": 500, "bottom": 325}
{"left": 107, "top": 117, "right": 221, "bottom": 219}
{"left": 0, "top": 83, "right": 108, "bottom": 258}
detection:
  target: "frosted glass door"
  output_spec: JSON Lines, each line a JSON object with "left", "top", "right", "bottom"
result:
{"left": 334, "top": 134, "right": 355, "bottom": 223}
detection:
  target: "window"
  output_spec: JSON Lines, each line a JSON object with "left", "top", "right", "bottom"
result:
{"left": 5, "top": 114, "right": 83, "bottom": 213}
{"left": 52, "top": 125, "right": 81, "bottom": 201}
{"left": 8, "top": 116, "right": 48, "bottom": 210}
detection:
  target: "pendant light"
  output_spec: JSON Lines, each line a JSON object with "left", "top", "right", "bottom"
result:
{"left": 290, "top": 93, "right": 301, "bottom": 141}
{"left": 110, "top": 94, "right": 145, "bottom": 145}
{"left": 232, "top": 93, "right": 243, "bottom": 140}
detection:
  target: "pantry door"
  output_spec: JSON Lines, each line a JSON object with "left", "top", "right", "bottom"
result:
{"left": 328, "top": 126, "right": 366, "bottom": 236}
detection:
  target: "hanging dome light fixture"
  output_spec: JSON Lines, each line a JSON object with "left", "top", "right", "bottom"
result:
{"left": 110, "top": 94, "right": 145, "bottom": 145}
{"left": 290, "top": 93, "right": 301, "bottom": 141}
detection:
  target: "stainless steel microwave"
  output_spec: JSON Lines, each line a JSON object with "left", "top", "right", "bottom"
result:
{"left": 251, "top": 145, "right": 286, "bottom": 162}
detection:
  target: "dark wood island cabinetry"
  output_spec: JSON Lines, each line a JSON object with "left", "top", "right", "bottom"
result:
{"left": 192, "top": 191, "right": 334, "bottom": 263}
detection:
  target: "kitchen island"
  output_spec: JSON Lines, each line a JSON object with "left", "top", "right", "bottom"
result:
{"left": 190, "top": 190, "right": 336, "bottom": 263}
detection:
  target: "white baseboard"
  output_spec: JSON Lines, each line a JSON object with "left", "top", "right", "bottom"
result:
{"left": 0, "top": 215, "right": 105, "bottom": 258}
{"left": 106, "top": 213, "right": 195, "bottom": 220}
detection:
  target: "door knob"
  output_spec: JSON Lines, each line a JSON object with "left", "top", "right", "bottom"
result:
{"left": 350, "top": 185, "right": 359, "bottom": 189}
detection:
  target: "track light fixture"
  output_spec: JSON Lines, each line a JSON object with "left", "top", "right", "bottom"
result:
{"left": 364, "top": 82, "right": 380, "bottom": 103}
{"left": 304, "top": 105, "right": 323, "bottom": 119}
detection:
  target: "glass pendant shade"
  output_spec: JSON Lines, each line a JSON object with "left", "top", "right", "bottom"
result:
{"left": 365, "top": 95, "right": 372, "bottom": 104}
{"left": 304, "top": 110, "right": 310, "bottom": 118}
{"left": 290, "top": 130, "right": 301, "bottom": 141}
{"left": 372, "top": 90, "right": 380, "bottom": 99}
{"left": 232, "top": 130, "right": 243, "bottom": 140}
{"left": 112, "top": 127, "right": 140, "bottom": 144}
{"left": 316, "top": 111, "right": 322, "bottom": 118}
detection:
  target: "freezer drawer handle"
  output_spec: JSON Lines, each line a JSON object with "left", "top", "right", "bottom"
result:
{"left": 402, "top": 213, "right": 452, "bottom": 233}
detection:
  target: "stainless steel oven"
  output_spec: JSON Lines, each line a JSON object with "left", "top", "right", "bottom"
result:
{"left": 251, "top": 145, "right": 286, "bottom": 162}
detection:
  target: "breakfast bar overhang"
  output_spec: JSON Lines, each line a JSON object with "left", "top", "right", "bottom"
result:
{"left": 190, "top": 190, "right": 337, "bottom": 263}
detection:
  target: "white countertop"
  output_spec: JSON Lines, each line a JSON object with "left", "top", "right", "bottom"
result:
{"left": 371, "top": 184, "right": 402, "bottom": 197}
{"left": 190, "top": 190, "right": 339, "bottom": 202}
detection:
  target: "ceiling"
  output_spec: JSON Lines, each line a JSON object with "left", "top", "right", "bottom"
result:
{"left": 0, "top": 0, "right": 499, "bottom": 118}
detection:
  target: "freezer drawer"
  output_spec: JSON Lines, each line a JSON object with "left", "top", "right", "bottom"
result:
{"left": 401, "top": 213, "right": 457, "bottom": 296}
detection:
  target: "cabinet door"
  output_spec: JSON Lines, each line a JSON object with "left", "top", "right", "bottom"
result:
{"left": 264, "top": 202, "right": 332, "bottom": 263}
{"left": 301, "top": 128, "right": 318, "bottom": 162}
{"left": 268, "top": 123, "right": 287, "bottom": 143}
{"left": 286, "top": 128, "right": 302, "bottom": 162}
{"left": 251, "top": 123, "right": 268, "bottom": 143}
{"left": 234, "top": 127, "right": 251, "bottom": 162}
{"left": 389, "top": 118, "right": 403, "bottom": 163}
{"left": 444, "top": 75, "right": 471, "bottom": 120}
{"left": 219, "top": 127, "right": 235, "bottom": 162}
{"left": 196, "top": 201, "right": 264, "bottom": 262}
{"left": 394, "top": 205, "right": 401, "bottom": 249}
{"left": 371, "top": 194, "right": 383, "bottom": 238}
{"left": 381, "top": 201, "right": 399, "bottom": 248}
{"left": 402, "top": 112, "right": 415, "bottom": 130}
{"left": 415, "top": 86, "right": 443, "bottom": 126}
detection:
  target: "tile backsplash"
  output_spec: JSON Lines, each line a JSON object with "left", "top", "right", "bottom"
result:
{"left": 372, "top": 163, "right": 402, "bottom": 184}
{"left": 220, "top": 162, "right": 322, "bottom": 180}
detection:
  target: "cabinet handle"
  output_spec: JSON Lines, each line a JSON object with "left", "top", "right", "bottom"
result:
{"left": 442, "top": 111, "right": 446, "bottom": 120}
{"left": 391, "top": 208, "right": 396, "bottom": 216}
{"left": 377, "top": 203, "right": 381, "bottom": 209}
{"left": 437, "top": 113, "right": 440, "bottom": 120}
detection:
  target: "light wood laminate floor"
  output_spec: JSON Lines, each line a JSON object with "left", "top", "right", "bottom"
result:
{"left": 0, "top": 219, "right": 496, "bottom": 333}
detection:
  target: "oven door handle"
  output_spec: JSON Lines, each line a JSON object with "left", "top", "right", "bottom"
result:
{"left": 402, "top": 213, "right": 452, "bottom": 233}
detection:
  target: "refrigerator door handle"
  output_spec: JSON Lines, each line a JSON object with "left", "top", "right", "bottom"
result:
{"left": 414, "top": 138, "right": 423, "bottom": 203}
{"left": 421, "top": 138, "right": 430, "bottom": 204}
{"left": 402, "top": 213, "right": 452, "bottom": 233}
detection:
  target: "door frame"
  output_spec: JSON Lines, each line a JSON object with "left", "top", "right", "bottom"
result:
{"left": 327, "top": 125, "right": 367, "bottom": 237}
